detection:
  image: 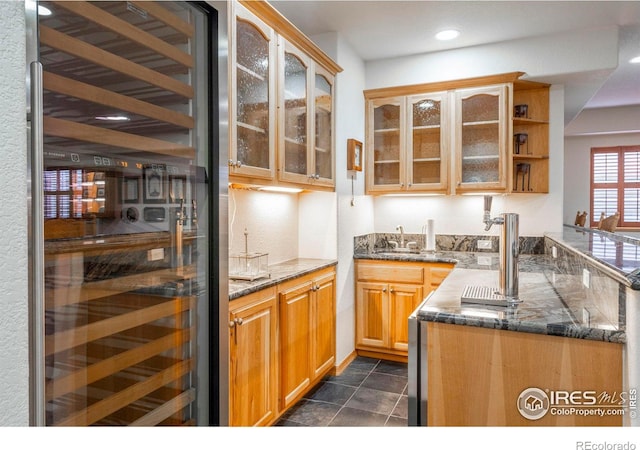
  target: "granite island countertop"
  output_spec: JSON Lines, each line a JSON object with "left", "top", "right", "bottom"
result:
{"left": 229, "top": 258, "right": 337, "bottom": 300}
{"left": 414, "top": 268, "right": 625, "bottom": 344}
{"left": 354, "top": 244, "right": 625, "bottom": 344}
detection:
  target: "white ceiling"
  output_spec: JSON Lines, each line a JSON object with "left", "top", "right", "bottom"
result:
{"left": 270, "top": 1, "right": 640, "bottom": 116}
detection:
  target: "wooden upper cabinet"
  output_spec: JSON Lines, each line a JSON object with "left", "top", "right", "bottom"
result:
{"left": 278, "top": 38, "right": 336, "bottom": 187}
{"left": 230, "top": 5, "right": 277, "bottom": 179}
{"left": 230, "top": 1, "right": 341, "bottom": 191}
{"left": 408, "top": 92, "right": 449, "bottom": 193}
{"left": 363, "top": 72, "right": 550, "bottom": 195}
{"left": 312, "top": 67, "right": 335, "bottom": 186}
{"left": 454, "top": 84, "right": 509, "bottom": 193}
{"left": 278, "top": 39, "right": 312, "bottom": 184}
{"left": 511, "top": 80, "right": 550, "bottom": 193}
{"left": 366, "top": 97, "right": 406, "bottom": 192}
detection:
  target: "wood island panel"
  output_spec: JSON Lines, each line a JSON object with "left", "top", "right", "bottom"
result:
{"left": 426, "top": 322, "right": 623, "bottom": 426}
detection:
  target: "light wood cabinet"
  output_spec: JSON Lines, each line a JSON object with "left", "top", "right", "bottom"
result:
{"left": 278, "top": 39, "right": 336, "bottom": 187}
{"left": 511, "top": 80, "right": 550, "bottom": 193}
{"left": 228, "top": 265, "right": 336, "bottom": 425}
{"left": 355, "top": 260, "right": 453, "bottom": 360}
{"left": 229, "top": 287, "right": 278, "bottom": 427}
{"left": 366, "top": 93, "right": 449, "bottom": 194}
{"left": 454, "top": 84, "right": 509, "bottom": 193}
{"left": 230, "top": 1, "right": 340, "bottom": 191}
{"left": 229, "top": 4, "right": 277, "bottom": 180}
{"left": 279, "top": 268, "right": 336, "bottom": 409}
{"left": 364, "top": 72, "right": 550, "bottom": 195}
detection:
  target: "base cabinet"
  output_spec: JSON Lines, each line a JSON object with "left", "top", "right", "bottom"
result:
{"left": 229, "top": 266, "right": 336, "bottom": 425}
{"left": 280, "top": 270, "right": 336, "bottom": 410}
{"left": 355, "top": 260, "right": 453, "bottom": 359}
{"left": 229, "top": 287, "right": 278, "bottom": 427}
{"left": 356, "top": 282, "right": 423, "bottom": 352}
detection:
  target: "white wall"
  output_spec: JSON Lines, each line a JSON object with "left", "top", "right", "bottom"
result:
{"left": 310, "top": 32, "right": 372, "bottom": 366}
{"left": 228, "top": 188, "right": 299, "bottom": 264}
{"left": 298, "top": 191, "right": 338, "bottom": 260}
{"left": 564, "top": 106, "right": 640, "bottom": 226}
{"left": 0, "top": 0, "right": 29, "bottom": 426}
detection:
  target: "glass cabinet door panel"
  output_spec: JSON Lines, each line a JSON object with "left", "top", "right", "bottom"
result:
{"left": 457, "top": 86, "right": 506, "bottom": 188}
{"left": 236, "top": 20, "right": 271, "bottom": 170}
{"left": 283, "top": 51, "right": 308, "bottom": 176}
{"left": 411, "top": 96, "right": 444, "bottom": 187}
{"left": 372, "top": 101, "right": 402, "bottom": 187}
{"left": 314, "top": 73, "right": 333, "bottom": 181}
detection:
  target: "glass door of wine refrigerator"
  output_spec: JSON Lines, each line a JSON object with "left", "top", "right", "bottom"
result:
{"left": 30, "top": 0, "right": 214, "bottom": 425}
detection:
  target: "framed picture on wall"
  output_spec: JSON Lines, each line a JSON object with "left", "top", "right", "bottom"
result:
{"left": 347, "top": 138, "right": 363, "bottom": 171}
{"left": 143, "top": 165, "right": 166, "bottom": 203}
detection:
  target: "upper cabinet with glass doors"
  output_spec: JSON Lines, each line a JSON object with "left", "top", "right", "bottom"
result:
{"left": 366, "top": 92, "right": 449, "bottom": 194}
{"left": 454, "top": 84, "right": 508, "bottom": 193}
{"left": 364, "top": 72, "right": 549, "bottom": 195}
{"left": 229, "top": 6, "right": 276, "bottom": 180}
{"left": 230, "top": 1, "right": 341, "bottom": 191}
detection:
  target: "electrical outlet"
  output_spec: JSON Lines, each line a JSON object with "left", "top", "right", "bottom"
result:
{"left": 477, "top": 240, "right": 492, "bottom": 250}
{"left": 477, "top": 255, "right": 492, "bottom": 266}
{"left": 552, "top": 246, "right": 557, "bottom": 258}
{"left": 582, "top": 268, "right": 590, "bottom": 288}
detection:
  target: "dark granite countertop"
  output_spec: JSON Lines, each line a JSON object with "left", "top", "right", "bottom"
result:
{"left": 229, "top": 258, "right": 337, "bottom": 300}
{"left": 545, "top": 225, "right": 640, "bottom": 289}
{"left": 355, "top": 239, "right": 625, "bottom": 344}
{"left": 414, "top": 268, "right": 625, "bottom": 344}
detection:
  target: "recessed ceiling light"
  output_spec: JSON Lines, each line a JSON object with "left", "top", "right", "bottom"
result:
{"left": 435, "top": 29, "right": 460, "bottom": 41}
{"left": 630, "top": 56, "right": 640, "bottom": 64}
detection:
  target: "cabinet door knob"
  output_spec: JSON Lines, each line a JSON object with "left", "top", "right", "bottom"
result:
{"left": 382, "top": 288, "right": 387, "bottom": 293}
{"left": 228, "top": 320, "right": 236, "bottom": 328}
{"left": 235, "top": 318, "right": 243, "bottom": 325}
{"left": 390, "top": 288, "right": 395, "bottom": 293}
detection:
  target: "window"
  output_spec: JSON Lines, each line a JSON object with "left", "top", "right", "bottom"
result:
{"left": 591, "top": 146, "right": 640, "bottom": 228}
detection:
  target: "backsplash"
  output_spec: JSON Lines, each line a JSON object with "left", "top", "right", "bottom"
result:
{"left": 354, "top": 233, "right": 545, "bottom": 255}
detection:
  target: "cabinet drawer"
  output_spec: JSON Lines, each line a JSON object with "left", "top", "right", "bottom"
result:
{"left": 357, "top": 263, "right": 424, "bottom": 284}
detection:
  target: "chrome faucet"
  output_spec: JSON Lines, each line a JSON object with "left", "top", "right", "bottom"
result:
{"left": 396, "top": 225, "right": 405, "bottom": 248}
{"left": 388, "top": 225, "right": 418, "bottom": 252}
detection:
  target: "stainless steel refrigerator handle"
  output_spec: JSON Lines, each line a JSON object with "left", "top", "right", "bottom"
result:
{"left": 29, "top": 60, "right": 46, "bottom": 426}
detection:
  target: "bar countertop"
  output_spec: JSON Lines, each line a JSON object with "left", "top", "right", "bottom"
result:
{"left": 545, "top": 225, "right": 640, "bottom": 289}
{"left": 228, "top": 258, "right": 337, "bottom": 301}
{"left": 414, "top": 267, "right": 625, "bottom": 344}
{"left": 355, "top": 226, "right": 629, "bottom": 344}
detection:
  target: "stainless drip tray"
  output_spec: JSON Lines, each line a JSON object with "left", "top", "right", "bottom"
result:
{"left": 461, "top": 285, "right": 522, "bottom": 307}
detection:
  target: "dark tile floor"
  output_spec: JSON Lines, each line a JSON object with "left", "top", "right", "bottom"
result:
{"left": 274, "top": 356, "right": 408, "bottom": 427}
